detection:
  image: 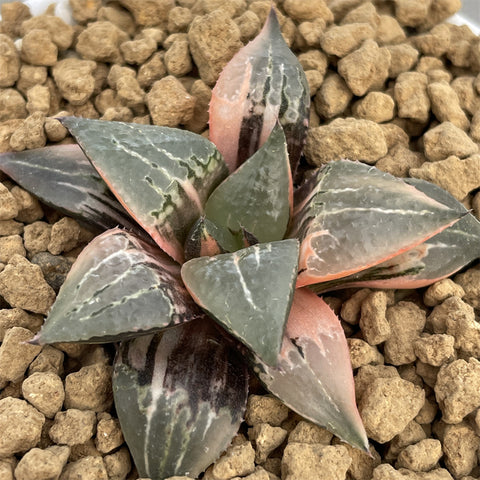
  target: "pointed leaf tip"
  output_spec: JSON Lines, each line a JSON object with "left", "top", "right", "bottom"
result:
{"left": 181, "top": 239, "right": 299, "bottom": 366}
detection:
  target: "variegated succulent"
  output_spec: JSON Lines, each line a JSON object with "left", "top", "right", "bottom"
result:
{"left": 1, "top": 9, "right": 479, "bottom": 480}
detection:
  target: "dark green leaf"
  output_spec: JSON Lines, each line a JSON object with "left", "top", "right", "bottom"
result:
{"left": 181, "top": 240, "right": 299, "bottom": 366}
{"left": 205, "top": 124, "right": 293, "bottom": 243}
{"left": 60, "top": 117, "right": 229, "bottom": 263}
{"left": 31, "top": 228, "right": 200, "bottom": 344}
{"left": 113, "top": 318, "right": 248, "bottom": 479}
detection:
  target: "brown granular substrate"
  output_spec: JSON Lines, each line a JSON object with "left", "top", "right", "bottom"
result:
{"left": 0, "top": 0, "right": 480, "bottom": 479}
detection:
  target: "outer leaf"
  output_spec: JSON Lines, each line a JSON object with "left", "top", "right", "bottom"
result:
{"left": 290, "top": 160, "right": 465, "bottom": 288}
{"left": 253, "top": 288, "right": 369, "bottom": 451}
{"left": 31, "top": 228, "right": 200, "bottom": 345}
{"left": 0, "top": 144, "right": 141, "bottom": 234}
{"left": 113, "top": 318, "right": 248, "bottom": 479}
{"left": 209, "top": 8, "right": 310, "bottom": 174}
{"left": 310, "top": 179, "right": 480, "bottom": 292}
{"left": 60, "top": 117, "right": 229, "bottom": 263}
{"left": 181, "top": 240, "right": 299, "bottom": 366}
{"left": 205, "top": 124, "right": 293, "bottom": 243}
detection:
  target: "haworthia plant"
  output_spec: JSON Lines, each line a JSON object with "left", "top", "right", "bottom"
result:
{"left": 0, "top": 8, "right": 478, "bottom": 479}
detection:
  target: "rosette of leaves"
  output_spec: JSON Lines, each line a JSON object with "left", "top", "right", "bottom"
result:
{"left": 1, "top": 9, "right": 479, "bottom": 480}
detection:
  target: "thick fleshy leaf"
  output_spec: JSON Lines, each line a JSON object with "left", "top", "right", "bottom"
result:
{"left": 181, "top": 240, "right": 299, "bottom": 366}
{"left": 113, "top": 318, "right": 248, "bottom": 479}
{"left": 310, "top": 179, "right": 480, "bottom": 292}
{"left": 253, "top": 288, "right": 369, "bottom": 451}
{"left": 209, "top": 8, "right": 310, "bottom": 174}
{"left": 290, "top": 160, "right": 465, "bottom": 288}
{"left": 205, "top": 124, "right": 293, "bottom": 243}
{"left": 31, "top": 228, "right": 201, "bottom": 345}
{"left": 0, "top": 144, "right": 142, "bottom": 234}
{"left": 60, "top": 117, "right": 229, "bottom": 263}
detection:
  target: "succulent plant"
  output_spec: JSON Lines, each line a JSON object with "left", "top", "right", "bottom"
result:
{"left": 1, "top": 9, "right": 479, "bottom": 480}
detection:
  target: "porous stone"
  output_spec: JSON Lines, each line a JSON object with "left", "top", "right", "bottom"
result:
{"left": 305, "top": 118, "right": 388, "bottom": 165}
{"left": 245, "top": 395, "right": 289, "bottom": 427}
{"left": 435, "top": 358, "right": 480, "bottom": 423}
{"left": 288, "top": 420, "right": 333, "bottom": 445}
{"left": 375, "top": 14, "right": 406, "bottom": 46}
{"left": 164, "top": 39, "right": 192, "bottom": 77}
{"left": 95, "top": 413, "right": 124, "bottom": 454}
{"left": 14, "top": 445, "right": 69, "bottom": 480}
{"left": 283, "top": 0, "right": 333, "bottom": 23}
{"left": 413, "top": 334, "right": 455, "bottom": 367}
{"left": 314, "top": 72, "right": 353, "bottom": 119}
{"left": 20, "top": 14, "right": 74, "bottom": 50}
{"left": 0, "top": 255, "right": 55, "bottom": 314}
{"left": 0, "top": 397, "right": 45, "bottom": 456}
{"left": 427, "top": 82, "right": 469, "bottom": 131}
{"left": 454, "top": 267, "right": 480, "bottom": 309}
{"left": 22, "top": 371, "right": 64, "bottom": 419}
{"left": 97, "top": 5, "right": 136, "bottom": 35}
{"left": 103, "top": 446, "right": 132, "bottom": 480}
{"left": 423, "top": 278, "right": 465, "bottom": 307}
{"left": 147, "top": 75, "right": 195, "bottom": 127}
{"left": 0, "top": 119, "right": 24, "bottom": 153}
{"left": 69, "top": 0, "right": 102, "bottom": 23}
{"left": 188, "top": 9, "right": 243, "bottom": 86}
{"left": 10, "top": 186, "right": 43, "bottom": 223}
{"left": 376, "top": 144, "right": 424, "bottom": 177}
{"left": 359, "top": 377, "right": 425, "bottom": 443}
{"left": 394, "top": 71, "right": 430, "bottom": 123}
{"left": 249, "top": 423, "right": 287, "bottom": 464}
{"left": 0, "top": 184, "right": 18, "bottom": 221}
{"left": 21, "top": 29, "right": 57, "bottom": 66}
{"left": 44, "top": 116, "right": 68, "bottom": 142}
{"left": 212, "top": 441, "right": 256, "bottom": 479}
{"left": 48, "top": 217, "right": 82, "bottom": 255}
{"left": 359, "top": 290, "right": 391, "bottom": 345}
{"left": 28, "top": 345, "right": 64, "bottom": 376}
{"left": 59, "top": 455, "right": 108, "bottom": 480}
{"left": 16, "top": 65, "right": 48, "bottom": 96}
{"left": 340, "top": 289, "right": 372, "bottom": 325}
{"left": 49, "top": 408, "right": 96, "bottom": 446}
{"left": 0, "top": 234, "right": 25, "bottom": 262}
{"left": 0, "top": 88, "right": 27, "bottom": 122}
{"left": 348, "top": 338, "right": 384, "bottom": 369}
{"left": 26, "top": 84, "right": 50, "bottom": 115}
{"left": 23, "top": 221, "right": 52, "bottom": 255}
{"left": 452, "top": 76, "right": 480, "bottom": 116}
{"left": 0, "top": 1, "right": 31, "bottom": 38}
{"left": 320, "top": 23, "right": 375, "bottom": 57}
{"left": 0, "top": 34, "right": 20, "bottom": 88}
{"left": 396, "top": 439, "right": 442, "bottom": 472}
{"left": 137, "top": 52, "right": 167, "bottom": 89}
{"left": 0, "top": 308, "right": 43, "bottom": 341}
{"left": 353, "top": 91, "right": 395, "bottom": 123}
{"left": 9, "top": 111, "right": 47, "bottom": 151}
{"left": 423, "top": 122, "right": 478, "bottom": 162}
{"left": 337, "top": 441, "right": 380, "bottom": 480}
{"left": 117, "top": 0, "right": 174, "bottom": 27}
{"left": 120, "top": 36, "right": 157, "bottom": 65}
{"left": 337, "top": 39, "right": 391, "bottom": 96}
{"left": 386, "top": 420, "right": 427, "bottom": 460}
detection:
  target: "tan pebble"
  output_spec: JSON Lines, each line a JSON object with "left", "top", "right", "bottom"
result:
{"left": 446, "top": 24, "right": 476, "bottom": 69}
{"left": 283, "top": 0, "right": 332, "bottom": 23}
{"left": 0, "top": 218, "right": 23, "bottom": 235}
{"left": 26, "top": 84, "right": 50, "bottom": 115}
{"left": 304, "top": 69, "right": 323, "bottom": 96}
{"left": 372, "top": 463, "right": 416, "bottom": 479}
{"left": 68, "top": 0, "right": 101, "bottom": 23}
{"left": 288, "top": 420, "right": 333, "bottom": 445}
{"left": 427, "top": 295, "right": 469, "bottom": 334}
{"left": 398, "top": 363, "right": 423, "bottom": 388}
{"left": 416, "top": 56, "right": 445, "bottom": 74}
{"left": 10, "top": 186, "right": 43, "bottom": 223}
{"left": 21, "top": 29, "right": 57, "bottom": 66}
{"left": 0, "top": 89, "right": 27, "bottom": 122}
{"left": 49, "top": 408, "right": 96, "bottom": 446}
{"left": 245, "top": 395, "right": 289, "bottom": 427}
{"left": 44, "top": 117, "right": 68, "bottom": 143}
{"left": 296, "top": 18, "right": 324, "bottom": 48}
{"left": 235, "top": 10, "right": 261, "bottom": 43}
{"left": 94, "top": 89, "right": 124, "bottom": 115}
{"left": 281, "top": 444, "right": 351, "bottom": 480}
{"left": 185, "top": 79, "right": 211, "bottom": 133}
{"left": 384, "top": 301, "right": 426, "bottom": 366}
{"left": 249, "top": 423, "right": 287, "bottom": 464}
{"left": 375, "top": 15, "right": 406, "bottom": 46}
{"left": 359, "top": 377, "right": 424, "bottom": 443}
{"left": 376, "top": 144, "right": 424, "bottom": 177}
{"left": 0, "top": 235, "right": 25, "bottom": 263}
{"left": 414, "top": 23, "right": 451, "bottom": 58}
{"left": 97, "top": 5, "right": 136, "bottom": 36}
{"left": 95, "top": 414, "right": 124, "bottom": 454}
{"left": 65, "top": 363, "right": 113, "bottom": 412}
{"left": 435, "top": 358, "right": 480, "bottom": 424}
{"left": 414, "top": 334, "right": 455, "bottom": 367}
{"left": 0, "top": 326, "right": 42, "bottom": 382}
{"left": 103, "top": 446, "right": 132, "bottom": 480}
{"left": 394, "top": 71, "right": 430, "bottom": 123}
{"left": 20, "top": 14, "right": 74, "bottom": 51}
{"left": 22, "top": 371, "right": 64, "bottom": 418}
{"left": 427, "top": 82, "right": 469, "bottom": 131}
{"left": 426, "top": 69, "right": 452, "bottom": 84}
{"left": 212, "top": 441, "right": 255, "bottom": 479}
{"left": 451, "top": 76, "right": 480, "bottom": 116}
{"left": 167, "top": 6, "right": 193, "bottom": 33}
{"left": 298, "top": 49, "right": 328, "bottom": 76}
{"left": 354, "top": 364, "right": 399, "bottom": 403}
{"left": 16, "top": 65, "right": 48, "bottom": 96}
{"left": 147, "top": 75, "right": 195, "bottom": 127}
{"left": 359, "top": 291, "right": 391, "bottom": 345}
{"left": 69, "top": 438, "right": 102, "bottom": 462}
{"left": 338, "top": 39, "right": 391, "bottom": 96}
{"left": 305, "top": 118, "right": 388, "bottom": 165}
{"left": 188, "top": 9, "right": 243, "bottom": 86}
{"left": 394, "top": 0, "right": 430, "bottom": 27}
{"left": 443, "top": 422, "right": 480, "bottom": 478}
{"left": 423, "top": 121, "right": 478, "bottom": 162}
{"left": 424, "top": 278, "right": 465, "bottom": 307}
{"left": 165, "top": 39, "right": 192, "bottom": 77}
{"left": 9, "top": 111, "right": 47, "bottom": 152}
{"left": 396, "top": 438, "right": 442, "bottom": 472}
{"left": 415, "top": 397, "right": 438, "bottom": 425}
{"left": 0, "top": 460, "right": 14, "bottom": 480}
{"left": 120, "top": 37, "right": 157, "bottom": 65}
{"left": 0, "top": 308, "right": 43, "bottom": 341}
{"left": 14, "top": 445, "right": 69, "bottom": 480}
{"left": 0, "top": 119, "right": 24, "bottom": 153}
{"left": 314, "top": 72, "right": 352, "bottom": 119}
{"left": 0, "top": 34, "right": 20, "bottom": 88}
{"left": 1, "top": 1, "right": 31, "bottom": 38}
{"left": 23, "top": 221, "right": 52, "bottom": 255}
{"left": 138, "top": 52, "right": 167, "bottom": 89}
{"left": 107, "top": 64, "right": 135, "bottom": 89}
{"left": 76, "top": 21, "right": 129, "bottom": 63}
{"left": 0, "top": 184, "right": 18, "bottom": 221}
{"left": 60, "top": 456, "right": 108, "bottom": 480}
{"left": 454, "top": 267, "right": 480, "bottom": 309}
{"left": 348, "top": 338, "right": 384, "bottom": 370}
{"left": 28, "top": 345, "right": 64, "bottom": 376}
{"left": 101, "top": 106, "right": 133, "bottom": 122}
{"left": 0, "top": 397, "right": 45, "bottom": 456}
{"left": 386, "top": 420, "right": 427, "bottom": 460}
{"left": 353, "top": 91, "right": 395, "bottom": 123}
{"left": 320, "top": 23, "right": 375, "bottom": 57}
{"left": 48, "top": 217, "right": 82, "bottom": 255}
{"left": 415, "top": 361, "right": 438, "bottom": 389}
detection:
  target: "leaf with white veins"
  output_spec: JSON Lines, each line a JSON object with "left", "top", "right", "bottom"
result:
{"left": 113, "top": 318, "right": 248, "bottom": 479}
{"left": 60, "top": 117, "right": 228, "bottom": 263}
{"left": 181, "top": 240, "right": 299, "bottom": 366}
{"left": 32, "top": 228, "right": 200, "bottom": 344}
{"left": 253, "top": 288, "right": 369, "bottom": 451}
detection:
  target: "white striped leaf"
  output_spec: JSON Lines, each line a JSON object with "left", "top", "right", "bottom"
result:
{"left": 181, "top": 240, "right": 299, "bottom": 366}
{"left": 290, "top": 160, "right": 465, "bottom": 288}
{"left": 0, "top": 144, "right": 141, "bottom": 235}
{"left": 310, "top": 178, "right": 480, "bottom": 292}
{"left": 113, "top": 318, "right": 248, "bottom": 479}
{"left": 209, "top": 8, "right": 310, "bottom": 175}
{"left": 60, "top": 117, "right": 229, "bottom": 264}
{"left": 253, "top": 288, "right": 369, "bottom": 451}
{"left": 31, "top": 228, "right": 200, "bottom": 344}
{"left": 205, "top": 124, "right": 293, "bottom": 243}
